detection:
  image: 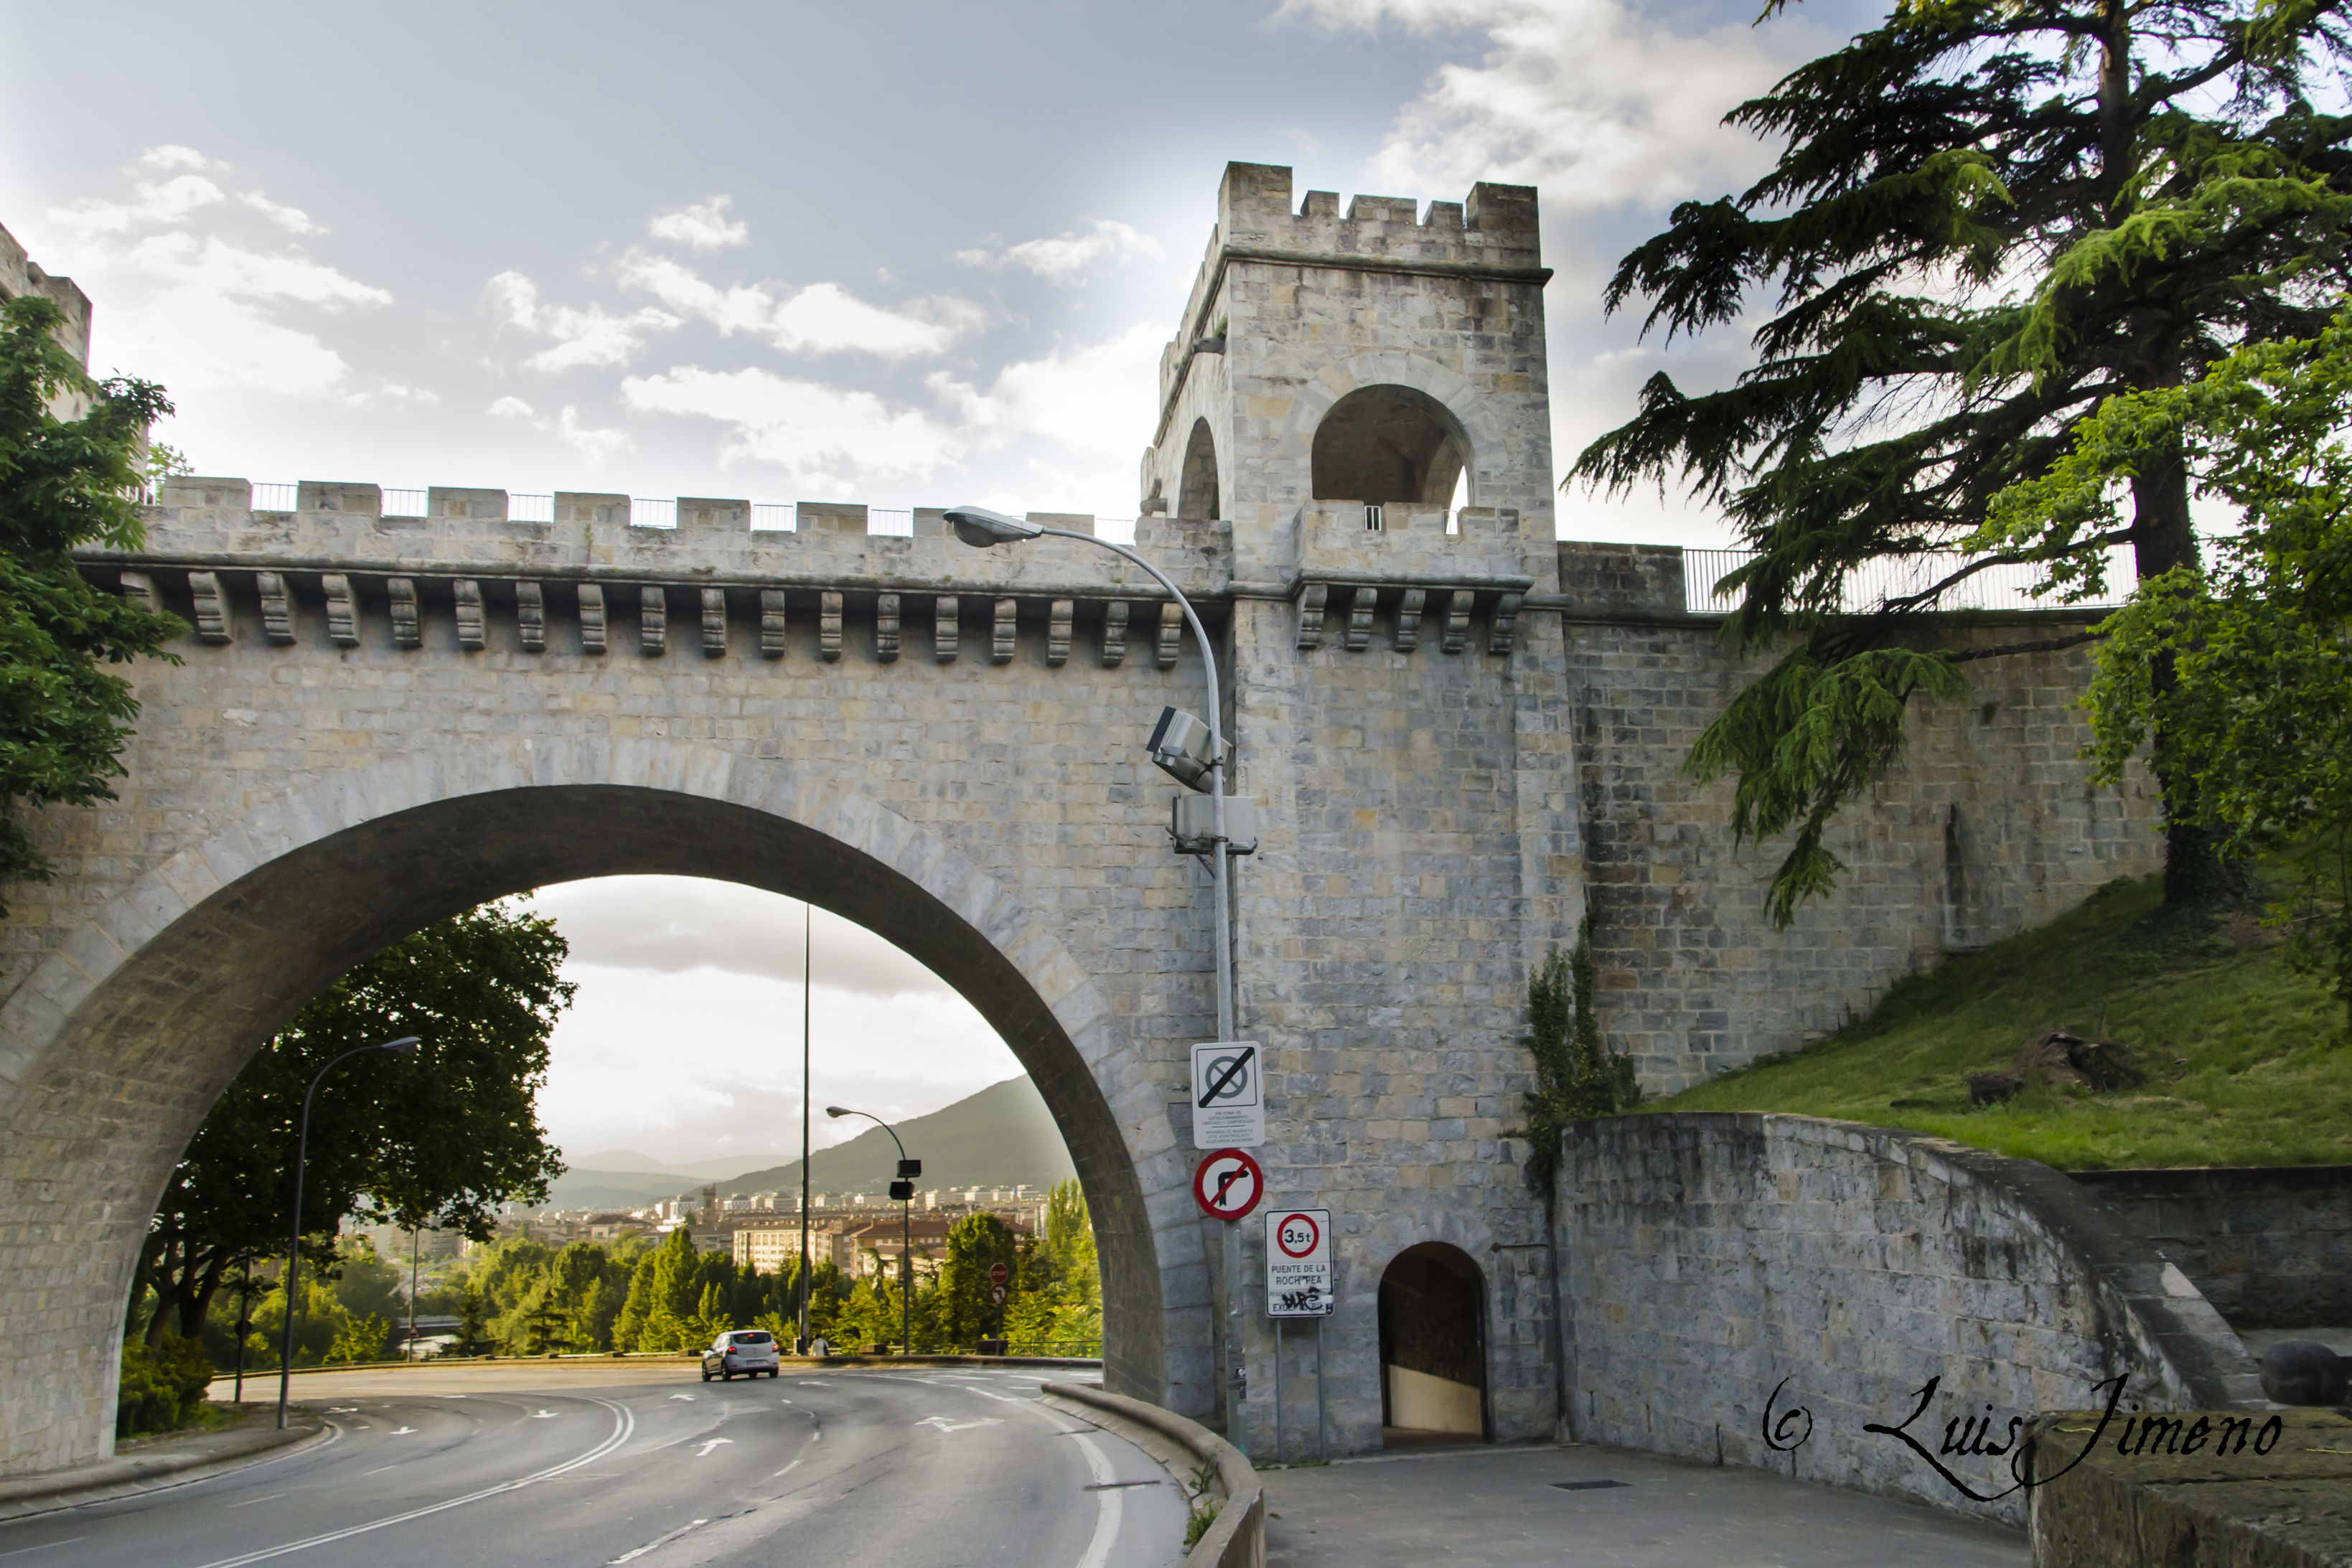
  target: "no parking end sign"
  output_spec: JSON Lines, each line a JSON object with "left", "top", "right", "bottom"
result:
{"left": 1192, "top": 1148, "right": 1265, "bottom": 1222}
{"left": 1265, "top": 1208, "right": 1332, "bottom": 1318}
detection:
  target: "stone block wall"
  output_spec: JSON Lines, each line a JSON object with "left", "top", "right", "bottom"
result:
{"left": 2071, "top": 1166, "right": 2352, "bottom": 1329}
{"left": 1565, "top": 602, "right": 2165, "bottom": 1091}
{"left": 1556, "top": 1113, "right": 2259, "bottom": 1526}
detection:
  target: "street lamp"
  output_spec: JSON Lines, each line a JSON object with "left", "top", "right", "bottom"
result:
{"left": 825, "top": 1107, "right": 919, "bottom": 1356}
{"left": 943, "top": 505, "right": 1236, "bottom": 1043}
{"left": 276, "top": 1035, "right": 422, "bottom": 1429}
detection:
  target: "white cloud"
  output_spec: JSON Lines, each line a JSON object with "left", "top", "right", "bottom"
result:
{"left": 957, "top": 219, "right": 1162, "bottom": 283}
{"left": 1283, "top": 0, "right": 1807, "bottom": 215}
{"left": 487, "top": 269, "right": 680, "bottom": 372}
{"left": 487, "top": 394, "right": 631, "bottom": 466}
{"left": 617, "top": 253, "right": 984, "bottom": 358}
{"left": 238, "top": 190, "right": 324, "bottom": 235}
{"left": 622, "top": 365, "right": 966, "bottom": 489}
{"left": 648, "top": 194, "right": 750, "bottom": 252}
{"left": 489, "top": 395, "right": 535, "bottom": 418}
{"left": 932, "top": 322, "right": 1163, "bottom": 459}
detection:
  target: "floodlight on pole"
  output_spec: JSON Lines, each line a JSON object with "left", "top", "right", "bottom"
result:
{"left": 942, "top": 505, "right": 1237, "bottom": 1044}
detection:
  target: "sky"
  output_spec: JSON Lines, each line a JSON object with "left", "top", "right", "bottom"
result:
{"left": 0, "top": 0, "right": 1883, "bottom": 543}
{"left": 0, "top": 0, "right": 1885, "bottom": 1161}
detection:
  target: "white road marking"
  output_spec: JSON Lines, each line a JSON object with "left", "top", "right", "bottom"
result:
{"left": 385, "top": 1427, "right": 416, "bottom": 1436}
{"left": 772, "top": 1459, "right": 803, "bottom": 1478}
{"left": 668, "top": 1394, "right": 696, "bottom": 1402}
{"left": 915, "top": 1415, "right": 1005, "bottom": 1434}
{"left": 359, "top": 1465, "right": 400, "bottom": 1478}
{"left": 185, "top": 1399, "right": 634, "bottom": 1568}
{"left": 694, "top": 1439, "right": 734, "bottom": 1457}
{"left": 222, "top": 1494, "right": 284, "bottom": 1510}
{"left": 0, "top": 1539, "right": 84, "bottom": 1557}
{"left": 324, "top": 1408, "right": 358, "bottom": 1414}
{"left": 1069, "top": 1430, "right": 1123, "bottom": 1568}
{"left": 606, "top": 1518, "right": 707, "bottom": 1564}
{"left": 530, "top": 1409, "right": 558, "bottom": 1419}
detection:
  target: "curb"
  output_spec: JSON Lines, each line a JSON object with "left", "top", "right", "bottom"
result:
{"left": 0, "top": 1407, "right": 328, "bottom": 1523}
{"left": 1040, "top": 1381, "right": 1264, "bottom": 1568}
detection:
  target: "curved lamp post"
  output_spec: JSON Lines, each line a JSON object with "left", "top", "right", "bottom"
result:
{"left": 276, "top": 1035, "right": 421, "bottom": 1429}
{"left": 825, "top": 1107, "right": 917, "bottom": 1355}
{"left": 942, "top": 506, "right": 1234, "bottom": 1042}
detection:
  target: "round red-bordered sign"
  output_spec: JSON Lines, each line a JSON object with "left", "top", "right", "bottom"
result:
{"left": 1273, "top": 1211, "right": 1320, "bottom": 1259}
{"left": 1191, "top": 1148, "right": 1265, "bottom": 1221}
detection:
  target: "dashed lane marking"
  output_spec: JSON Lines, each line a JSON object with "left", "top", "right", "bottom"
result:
{"left": 606, "top": 1518, "right": 707, "bottom": 1565}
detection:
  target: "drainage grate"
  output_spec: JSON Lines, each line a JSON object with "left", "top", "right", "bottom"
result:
{"left": 1084, "top": 1480, "right": 1163, "bottom": 1490}
{"left": 1550, "top": 1479, "right": 1630, "bottom": 1491}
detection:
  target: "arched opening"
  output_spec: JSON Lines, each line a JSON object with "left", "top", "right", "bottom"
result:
{"left": 1311, "top": 385, "right": 1470, "bottom": 507}
{"left": 1377, "top": 1241, "right": 1487, "bottom": 1447}
{"left": 1176, "top": 418, "right": 1220, "bottom": 520}
{"left": 0, "top": 779, "right": 1167, "bottom": 1466}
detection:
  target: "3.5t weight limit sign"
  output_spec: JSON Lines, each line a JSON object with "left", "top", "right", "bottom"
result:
{"left": 1191, "top": 1041, "right": 1265, "bottom": 1149}
{"left": 1265, "top": 1208, "right": 1332, "bottom": 1318}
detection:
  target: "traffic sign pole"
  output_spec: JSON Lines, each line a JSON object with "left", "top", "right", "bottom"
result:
{"left": 1224, "top": 1219, "right": 1246, "bottom": 1459}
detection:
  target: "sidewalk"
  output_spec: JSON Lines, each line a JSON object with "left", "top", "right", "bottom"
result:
{"left": 1262, "top": 1442, "right": 2027, "bottom": 1567}
{"left": 0, "top": 1404, "right": 324, "bottom": 1523}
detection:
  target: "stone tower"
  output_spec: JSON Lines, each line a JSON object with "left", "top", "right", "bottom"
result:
{"left": 1139, "top": 161, "right": 1555, "bottom": 551}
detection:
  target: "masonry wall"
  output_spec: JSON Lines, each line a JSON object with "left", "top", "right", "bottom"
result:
{"left": 1555, "top": 1113, "right": 2261, "bottom": 1526}
{"left": 1560, "top": 543, "right": 2167, "bottom": 1092}
{"left": 2071, "top": 1166, "right": 2352, "bottom": 1329}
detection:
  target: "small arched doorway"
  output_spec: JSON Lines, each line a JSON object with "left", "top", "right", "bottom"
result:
{"left": 1377, "top": 1241, "right": 1488, "bottom": 1446}
{"left": 1177, "top": 418, "right": 1220, "bottom": 519}
{"left": 1311, "top": 385, "right": 1470, "bottom": 507}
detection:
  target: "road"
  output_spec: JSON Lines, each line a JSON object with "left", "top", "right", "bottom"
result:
{"left": 0, "top": 1366, "right": 1186, "bottom": 1567}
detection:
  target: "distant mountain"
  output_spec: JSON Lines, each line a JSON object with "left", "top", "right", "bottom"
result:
{"left": 543, "top": 1076, "right": 1075, "bottom": 1211}
{"left": 564, "top": 1147, "right": 804, "bottom": 1181}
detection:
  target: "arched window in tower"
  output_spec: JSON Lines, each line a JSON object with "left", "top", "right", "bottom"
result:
{"left": 1177, "top": 418, "right": 1221, "bottom": 520}
{"left": 1311, "top": 385, "right": 1471, "bottom": 507}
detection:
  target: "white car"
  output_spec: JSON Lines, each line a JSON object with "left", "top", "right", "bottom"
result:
{"left": 701, "top": 1329, "right": 782, "bottom": 1380}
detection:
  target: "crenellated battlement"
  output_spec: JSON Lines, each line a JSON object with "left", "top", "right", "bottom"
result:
{"left": 1214, "top": 161, "right": 1541, "bottom": 272}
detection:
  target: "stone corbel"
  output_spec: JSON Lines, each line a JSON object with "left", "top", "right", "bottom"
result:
{"left": 454, "top": 580, "right": 487, "bottom": 652}
{"left": 1156, "top": 601, "right": 1184, "bottom": 669}
{"left": 934, "top": 596, "right": 960, "bottom": 663}
{"left": 1341, "top": 586, "right": 1374, "bottom": 652}
{"left": 324, "top": 574, "right": 360, "bottom": 647}
{"left": 639, "top": 586, "right": 667, "bottom": 655}
{"left": 516, "top": 581, "right": 546, "bottom": 653}
{"left": 1102, "top": 601, "right": 1129, "bottom": 667}
{"left": 875, "top": 593, "right": 901, "bottom": 662}
{"left": 258, "top": 572, "right": 296, "bottom": 645}
{"left": 701, "top": 588, "right": 728, "bottom": 657}
{"left": 578, "top": 584, "right": 609, "bottom": 655}
{"left": 189, "top": 571, "right": 232, "bottom": 645}
{"left": 1440, "top": 589, "right": 1473, "bottom": 654}
{"left": 1488, "top": 591, "right": 1524, "bottom": 655}
{"left": 991, "top": 598, "right": 1018, "bottom": 665}
{"left": 1394, "top": 588, "right": 1427, "bottom": 652}
{"left": 1295, "top": 582, "right": 1329, "bottom": 650}
{"left": 118, "top": 571, "right": 161, "bottom": 616}
{"left": 387, "top": 578, "right": 421, "bottom": 649}
{"left": 759, "top": 589, "right": 787, "bottom": 659}
{"left": 820, "top": 591, "right": 844, "bottom": 662}
{"left": 1046, "top": 599, "right": 1074, "bottom": 667}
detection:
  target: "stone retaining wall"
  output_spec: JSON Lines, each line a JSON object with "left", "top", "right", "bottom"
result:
{"left": 1555, "top": 1113, "right": 2261, "bottom": 1526}
{"left": 2070, "top": 1166, "right": 2352, "bottom": 1330}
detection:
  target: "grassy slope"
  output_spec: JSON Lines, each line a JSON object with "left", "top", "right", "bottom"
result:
{"left": 1649, "top": 875, "right": 2352, "bottom": 1170}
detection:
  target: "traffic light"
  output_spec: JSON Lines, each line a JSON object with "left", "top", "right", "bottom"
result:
{"left": 896, "top": 1158, "right": 922, "bottom": 1179}
{"left": 889, "top": 1180, "right": 914, "bottom": 1201}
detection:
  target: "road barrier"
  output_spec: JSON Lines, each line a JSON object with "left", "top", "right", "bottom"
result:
{"left": 1039, "top": 1381, "right": 1263, "bottom": 1568}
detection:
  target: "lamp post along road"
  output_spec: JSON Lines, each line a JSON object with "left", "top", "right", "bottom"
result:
{"left": 276, "top": 1035, "right": 421, "bottom": 1429}
{"left": 826, "top": 1107, "right": 918, "bottom": 1355}
{"left": 945, "top": 506, "right": 1248, "bottom": 1449}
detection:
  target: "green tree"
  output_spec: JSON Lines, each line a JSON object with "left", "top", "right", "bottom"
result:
{"left": 1573, "top": 0, "right": 2352, "bottom": 921}
{"left": 1514, "top": 919, "right": 1639, "bottom": 1195}
{"left": 939, "top": 1213, "right": 1017, "bottom": 1347}
{"left": 133, "top": 902, "right": 573, "bottom": 1345}
{"left": 0, "top": 294, "right": 183, "bottom": 906}
{"left": 1992, "top": 297, "right": 2352, "bottom": 1016}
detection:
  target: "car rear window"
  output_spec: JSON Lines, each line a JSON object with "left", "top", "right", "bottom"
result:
{"left": 734, "top": 1332, "right": 773, "bottom": 1345}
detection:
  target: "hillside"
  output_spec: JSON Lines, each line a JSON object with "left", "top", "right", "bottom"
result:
{"left": 1650, "top": 874, "right": 2352, "bottom": 1170}
{"left": 545, "top": 1075, "right": 1075, "bottom": 1209}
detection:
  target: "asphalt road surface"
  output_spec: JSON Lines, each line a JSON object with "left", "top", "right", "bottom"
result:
{"left": 0, "top": 1366, "right": 1186, "bottom": 1567}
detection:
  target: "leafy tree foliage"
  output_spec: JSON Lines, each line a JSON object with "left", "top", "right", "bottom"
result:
{"left": 1515, "top": 920, "right": 1640, "bottom": 1194}
{"left": 136, "top": 903, "right": 573, "bottom": 1344}
{"left": 938, "top": 1212, "right": 1018, "bottom": 1346}
{"left": 0, "top": 294, "right": 182, "bottom": 903}
{"left": 1574, "top": 0, "right": 2352, "bottom": 919}
{"left": 1992, "top": 297, "right": 2352, "bottom": 1016}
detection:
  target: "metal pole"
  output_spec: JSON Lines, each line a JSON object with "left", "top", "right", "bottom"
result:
{"left": 1316, "top": 1313, "right": 1328, "bottom": 1462}
{"left": 901, "top": 1193, "right": 912, "bottom": 1356}
{"left": 408, "top": 1224, "right": 419, "bottom": 1359}
{"left": 797, "top": 904, "right": 812, "bottom": 1353}
{"left": 231, "top": 1279, "right": 250, "bottom": 1404}
{"left": 1224, "top": 1220, "right": 1247, "bottom": 1458}
{"left": 1275, "top": 1317, "right": 1285, "bottom": 1465}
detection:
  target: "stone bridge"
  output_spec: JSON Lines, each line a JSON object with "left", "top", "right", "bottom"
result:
{"left": 0, "top": 164, "right": 2161, "bottom": 1475}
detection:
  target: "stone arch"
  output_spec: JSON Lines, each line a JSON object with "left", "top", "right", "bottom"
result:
{"left": 1269, "top": 351, "right": 1515, "bottom": 515}
{"left": 1377, "top": 1240, "right": 1489, "bottom": 1445}
{"left": 1311, "top": 385, "right": 1471, "bottom": 507}
{"left": 1176, "top": 417, "right": 1221, "bottom": 520}
{"left": 0, "top": 738, "right": 1173, "bottom": 1472}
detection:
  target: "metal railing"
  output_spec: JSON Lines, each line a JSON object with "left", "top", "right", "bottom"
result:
{"left": 1682, "top": 546, "right": 2138, "bottom": 616}
{"left": 868, "top": 508, "right": 914, "bottom": 537}
{"left": 383, "top": 489, "right": 427, "bottom": 518}
{"left": 629, "top": 497, "right": 675, "bottom": 530}
{"left": 250, "top": 482, "right": 298, "bottom": 512}
{"left": 751, "top": 502, "right": 795, "bottom": 532}
{"left": 510, "top": 492, "right": 553, "bottom": 524}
